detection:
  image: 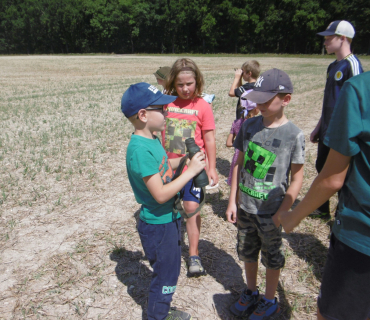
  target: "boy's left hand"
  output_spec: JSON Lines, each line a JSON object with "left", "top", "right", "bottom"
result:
{"left": 207, "top": 168, "right": 219, "bottom": 186}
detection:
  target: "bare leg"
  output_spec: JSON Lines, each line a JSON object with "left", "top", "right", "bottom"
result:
{"left": 184, "top": 201, "right": 200, "bottom": 256}
{"left": 265, "top": 268, "right": 280, "bottom": 300}
{"left": 245, "top": 262, "right": 258, "bottom": 292}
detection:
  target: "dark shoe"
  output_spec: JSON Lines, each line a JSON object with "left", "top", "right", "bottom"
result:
{"left": 249, "top": 298, "right": 281, "bottom": 320}
{"left": 188, "top": 255, "right": 206, "bottom": 276}
{"left": 230, "top": 288, "right": 259, "bottom": 317}
{"left": 165, "top": 307, "right": 192, "bottom": 320}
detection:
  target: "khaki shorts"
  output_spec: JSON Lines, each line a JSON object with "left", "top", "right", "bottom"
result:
{"left": 236, "top": 208, "right": 285, "bottom": 270}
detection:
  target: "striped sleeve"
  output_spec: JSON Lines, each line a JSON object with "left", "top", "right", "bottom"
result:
{"left": 346, "top": 54, "right": 362, "bottom": 76}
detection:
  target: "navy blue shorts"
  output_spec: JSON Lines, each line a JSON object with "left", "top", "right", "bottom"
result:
{"left": 318, "top": 233, "right": 370, "bottom": 320}
{"left": 180, "top": 178, "right": 202, "bottom": 203}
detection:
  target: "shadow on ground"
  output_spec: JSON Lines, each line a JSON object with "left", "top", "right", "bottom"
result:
{"left": 110, "top": 249, "right": 150, "bottom": 320}
{"left": 216, "top": 157, "right": 231, "bottom": 177}
{"left": 283, "top": 232, "right": 328, "bottom": 281}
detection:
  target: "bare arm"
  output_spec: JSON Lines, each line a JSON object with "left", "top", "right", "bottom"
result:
{"left": 226, "top": 133, "right": 235, "bottom": 147}
{"left": 203, "top": 129, "right": 219, "bottom": 185}
{"left": 226, "top": 151, "right": 244, "bottom": 223}
{"left": 143, "top": 152, "right": 206, "bottom": 204}
{"left": 277, "top": 149, "right": 350, "bottom": 233}
{"left": 229, "top": 69, "right": 243, "bottom": 97}
{"left": 272, "top": 163, "right": 304, "bottom": 226}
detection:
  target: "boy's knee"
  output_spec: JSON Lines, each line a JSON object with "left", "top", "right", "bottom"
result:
{"left": 183, "top": 201, "right": 199, "bottom": 214}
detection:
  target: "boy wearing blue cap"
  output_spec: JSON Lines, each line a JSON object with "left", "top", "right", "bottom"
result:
{"left": 121, "top": 83, "right": 206, "bottom": 320}
{"left": 310, "top": 20, "right": 363, "bottom": 219}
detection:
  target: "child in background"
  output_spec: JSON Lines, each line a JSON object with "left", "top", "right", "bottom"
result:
{"left": 310, "top": 20, "right": 363, "bottom": 219}
{"left": 226, "top": 69, "right": 305, "bottom": 319}
{"left": 226, "top": 104, "right": 258, "bottom": 186}
{"left": 122, "top": 82, "right": 206, "bottom": 320}
{"left": 229, "top": 60, "right": 260, "bottom": 119}
{"left": 163, "top": 58, "right": 218, "bottom": 275}
{"left": 154, "top": 66, "right": 171, "bottom": 92}
{"left": 154, "top": 66, "right": 216, "bottom": 106}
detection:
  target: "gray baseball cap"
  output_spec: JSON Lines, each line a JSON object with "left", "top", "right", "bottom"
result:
{"left": 245, "top": 68, "right": 293, "bottom": 104}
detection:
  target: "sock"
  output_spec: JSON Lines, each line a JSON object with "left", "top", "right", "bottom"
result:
{"left": 252, "top": 290, "right": 259, "bottom": 296}
{"left": 263, "top": 297, "right": 275, "bottom": 304}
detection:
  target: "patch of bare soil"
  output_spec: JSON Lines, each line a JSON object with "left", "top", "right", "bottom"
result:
{"left": 0, "top": 55, "right": 369, "bottom": 320}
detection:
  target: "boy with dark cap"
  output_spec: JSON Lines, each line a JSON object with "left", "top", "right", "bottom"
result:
{"left": 310, "top": 20, "right": 363, "bottom": 219}
{"left": 122, "top": 82, "right": 206, "bottom": 320}
{"left": 226, "top": 69, "right": 305, "bottom": 319}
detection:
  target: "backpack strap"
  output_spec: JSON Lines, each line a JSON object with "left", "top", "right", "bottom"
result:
{"left": 172, "top": 155, "right": 206, "bottom": 219}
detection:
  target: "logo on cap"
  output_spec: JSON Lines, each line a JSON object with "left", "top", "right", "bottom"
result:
{"left": 148, "top": 85, "right": 159, "bottom": 94}
{"left": 279, "top": 85, "right": 285, "bottom": 90}
{"left": 255, "top": 76, "right": 264, "bottom": 88}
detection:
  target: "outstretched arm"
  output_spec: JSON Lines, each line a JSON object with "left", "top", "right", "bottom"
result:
{"left": 277, "top": 149, "right": 350, "bottom": 233}
{"left": 273, "top": 163, "right": 304, "bottom": 226}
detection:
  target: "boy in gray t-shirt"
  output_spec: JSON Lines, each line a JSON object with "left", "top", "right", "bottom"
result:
{"left": 226, "top": 69, "right": 305, "bottom": 319}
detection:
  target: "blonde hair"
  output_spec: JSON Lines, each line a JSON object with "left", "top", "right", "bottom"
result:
{"left": 165, "top": 58, "right": 204, "bottom": 97}
{"left": 241, "top": 60, "right": 261, "bottom": 79}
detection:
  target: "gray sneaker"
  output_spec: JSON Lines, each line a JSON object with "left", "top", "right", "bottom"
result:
{"left": 188, "top": 255, "right": 206, "bottom": 275}
{"left": 165, "top": 307, "right": 192, "bottom": 320}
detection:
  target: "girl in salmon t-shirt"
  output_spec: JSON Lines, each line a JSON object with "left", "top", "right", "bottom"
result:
{"left": 162, "top": 58, "right": 218, "bottom": 276}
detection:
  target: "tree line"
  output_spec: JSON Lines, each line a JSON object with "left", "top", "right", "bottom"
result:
{"left": 1, "top": 0, "right": 369, "bottom": 55}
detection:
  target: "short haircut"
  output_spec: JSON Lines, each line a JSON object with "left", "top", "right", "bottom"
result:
{"left": 165, "top": 58, "right": 204, "bottom": 97}
{"left": 241, "top": 60, "right": 261, "bottom": 79}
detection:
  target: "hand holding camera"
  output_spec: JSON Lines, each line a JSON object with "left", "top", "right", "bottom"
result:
{"left": 185, "top": 138, "right": 209, "bottom": 188}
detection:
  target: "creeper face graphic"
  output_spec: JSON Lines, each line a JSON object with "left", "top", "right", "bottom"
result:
{"left": 244, "top": 141, "right": 276, "bottom": 179}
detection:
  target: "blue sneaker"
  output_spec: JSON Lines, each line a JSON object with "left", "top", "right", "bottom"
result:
{"left": 230, "top": 288, "right": 259, "bottom": 317}
{"left": 249, "top": 298, "right": 281, "bottom": 320}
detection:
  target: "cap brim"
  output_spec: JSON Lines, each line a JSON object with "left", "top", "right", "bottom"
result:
{"left": 317, "top": 31, "right": 335, "bottom": 36}
{"left": 244, "top": 91, "right": 277, "bottom": 104}
{"left": 150, "top": 94, "right": 177, "bottom": 106}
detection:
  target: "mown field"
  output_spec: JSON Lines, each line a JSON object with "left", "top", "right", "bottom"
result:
{"left": 1, "top": 55, "right": 369, "bottom": 319}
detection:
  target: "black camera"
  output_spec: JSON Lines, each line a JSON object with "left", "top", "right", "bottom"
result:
{"left": 185, "top": 138, "right": 209, "bottom": 188}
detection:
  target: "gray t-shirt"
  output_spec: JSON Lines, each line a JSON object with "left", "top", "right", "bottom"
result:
{"left": 233, "top": 116, "right": 305, "bottom": 215}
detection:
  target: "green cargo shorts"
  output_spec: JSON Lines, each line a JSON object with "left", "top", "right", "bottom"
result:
{"left": 236, "top": 208, "right": 285, "bottom": 270}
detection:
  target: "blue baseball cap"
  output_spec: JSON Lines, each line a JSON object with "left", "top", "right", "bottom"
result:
{"left": 317, "top": 20, "right": 355, "bottom": 38}
{"left": 121, "top": 82, "right": 177, "bottom": 118}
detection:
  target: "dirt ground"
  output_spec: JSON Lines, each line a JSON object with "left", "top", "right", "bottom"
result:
{"left": 0, "top": 55, "right": 369, "bottom": 320}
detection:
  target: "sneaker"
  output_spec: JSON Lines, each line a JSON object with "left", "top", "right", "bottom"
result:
{"left": 309, "top": 210, "right": 330, "bottom": 220}
{"left": 188, "top": 255, "right": 206, "bottom": 275}
{"left": 229, "top": 288, "right": 259, "bottom": 317}
{"left": 165, "top": 307, "right": 192, "bottom": 320}
{"left": 249, "top": 298, "right": 281, "bottom": 320}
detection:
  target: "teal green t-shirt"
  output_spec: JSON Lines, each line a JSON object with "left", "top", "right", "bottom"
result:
{"left": 324, "top": 71, "right": 370, "bottom": 256}
{"left": 126, "top": 134, "right": 180, "bottom": 224}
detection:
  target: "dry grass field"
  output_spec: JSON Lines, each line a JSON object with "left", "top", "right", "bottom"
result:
{"left": 0, "top": 55, "right": 369, "bottom": 320}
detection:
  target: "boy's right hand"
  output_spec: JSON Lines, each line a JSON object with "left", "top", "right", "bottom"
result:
{"left": 226, "top": 203, "right": 237, "bottom": 223}
{"left": 234, "top": 69, "right": 243, "bottom": 78}
{"left": 187, "top": 152, "right": 206, "bottom": 177}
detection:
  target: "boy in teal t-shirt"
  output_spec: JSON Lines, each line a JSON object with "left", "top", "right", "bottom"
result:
{"left": 122, "top": 82, "right": 205, "bottom": 320}
{"left": 277, "top": 72, "right": 370, "bottom": 320}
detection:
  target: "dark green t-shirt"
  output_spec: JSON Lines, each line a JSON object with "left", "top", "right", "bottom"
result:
{"left": 324, "top": 71, "right": 370, "bottom": 256}
{"left": 126, "top": 134, "right": 180, "bottom": 224}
